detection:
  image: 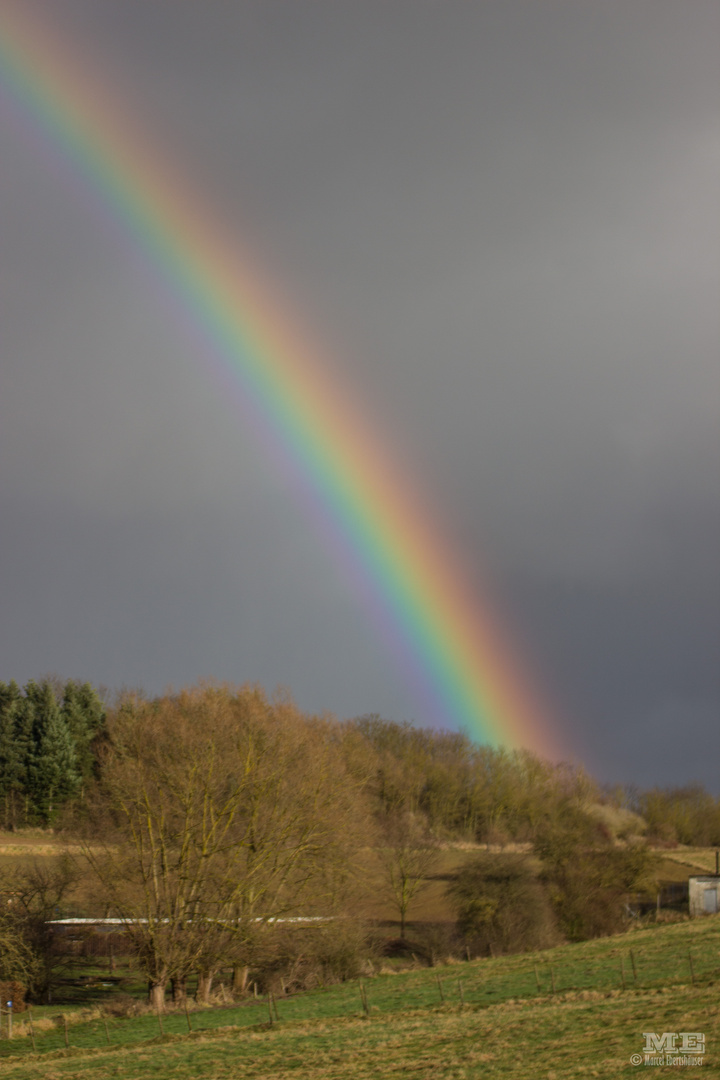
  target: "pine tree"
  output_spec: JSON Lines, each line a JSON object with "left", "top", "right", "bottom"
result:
{"left": 0, "top": 681, "right": 26, "bottom": 829}
{"left": 60, "top": 681, "right": 106, "bottom": 789}
{"left": 25, "top": 681, "right": 79, "bottom": 823}
{"left": 14, "top": 690, "right": 35, "bottom": 825}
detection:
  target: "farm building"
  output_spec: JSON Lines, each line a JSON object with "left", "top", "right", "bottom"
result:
{"left": 688, "top": 876, "right": 720, "bottom": 916}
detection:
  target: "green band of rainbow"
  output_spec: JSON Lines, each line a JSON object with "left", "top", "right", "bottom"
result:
{"left": 0, "top": 5, "right": 562, "bottom": 757}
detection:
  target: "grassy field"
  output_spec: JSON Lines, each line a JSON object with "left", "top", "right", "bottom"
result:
{"left": 1, "top": 916, "right": 718, "bottom": 1078}
{"left": 661, "top": 848, "right": 720, "bottom": 875}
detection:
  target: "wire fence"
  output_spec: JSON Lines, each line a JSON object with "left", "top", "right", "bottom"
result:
{"left": 2, "top": 929, "right": 719, "bottom": 1061}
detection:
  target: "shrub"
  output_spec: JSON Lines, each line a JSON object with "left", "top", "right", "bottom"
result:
{"left": 101, "top": 993, "right": 145, "bottom": 1018}
{"left": 0, "top": 980, "right": 27, "bottom": 1012}
{"left": 249, "top": 919, "right": 375, "bottom": 993}
{"left": 535, "top": 813, "right": 658, "bottom": 941}
{"left": 447, "top": 854, "right": 559, "bottom": 956}
{"left": 410, "top": 922, "right": 459, "bottom": 967}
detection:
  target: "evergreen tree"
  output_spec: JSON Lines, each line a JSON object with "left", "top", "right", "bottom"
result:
{"left": 60, "top": 681, "right": 106, "bottom": 788}
{"left": 0, "top": 681, "right": 26, "bottom": 829}
{"left": 14, "top": 691, "right": 36, "bottom": 825}
{"left": 25, "top": 680, "right": 79, "bottom": 823}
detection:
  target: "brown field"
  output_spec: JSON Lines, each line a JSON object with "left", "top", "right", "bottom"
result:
{"left": 1, "top": 831, "right": 712, "bottom": 927}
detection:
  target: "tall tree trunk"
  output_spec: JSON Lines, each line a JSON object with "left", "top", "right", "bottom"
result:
{"left": 196, "top": 970, "right": 215, "bottom": 1004}
{"left": 232, "top": 966, "right": 250, "bottom": 995}
{"left": 171, "top": 976, "right": 187, "bottom": 1003}
{"left": 148, "top": 981, "right": 167, "bottom": 1011}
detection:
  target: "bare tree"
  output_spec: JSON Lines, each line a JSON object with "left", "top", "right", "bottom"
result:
{"left": 0, "top": 856, "right": 78, "bottom": 1002}
{"left": 0, "top": 914, "right": 39, "bottom": 1001}
{"left": 378, "top": 811, "right": 440, "bottom": 939}
{"left": 83, "top": 684, "right": 363, "bottom": 1009}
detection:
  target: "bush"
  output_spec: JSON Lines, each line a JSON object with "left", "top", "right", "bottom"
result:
{"left": 409, "top": 923, "right": 459, "bottom": 967}
{"left": 447, "top": 854, "right": 559, "bottom": 956}
{"left": 101, "top": 993, "right": 144, "bottom": 1018}
{"left": 535, "top": 813, "right": 658, "bottom": 941}
{"left": 249, "top": 919, "right": 375, "bottom": 993}
{"left": 0, "top": 980, "right": 27, "bottom": 1012}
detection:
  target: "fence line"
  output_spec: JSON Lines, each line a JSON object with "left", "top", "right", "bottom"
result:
{"left": 2, "top": 938, "right": 719, "bottom": 1061}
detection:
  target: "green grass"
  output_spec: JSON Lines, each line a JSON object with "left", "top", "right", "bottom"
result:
{"left": 2, "top": 916, "right": 719, "bottom": 1078}
{"left": 1, "top": 985, "right": 718, "bottom": 1079}
{"left": 0, "top": 991, "right": 716, "bottom": 1080}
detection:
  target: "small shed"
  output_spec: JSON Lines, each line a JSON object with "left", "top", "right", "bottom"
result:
{"left": 689, "top": 876, "right": 720, "bottom": 916}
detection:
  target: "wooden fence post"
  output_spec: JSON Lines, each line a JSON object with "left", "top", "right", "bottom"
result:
{"left": 630, "top": 949, "right": 638, "bottom": 984}
{"left": 436, "top": 974, "right": 445, "bottom": 1003}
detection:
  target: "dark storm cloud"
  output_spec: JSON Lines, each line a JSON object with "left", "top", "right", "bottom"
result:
{"left": 1, "top": 1, "right": 718, "bottom": 786}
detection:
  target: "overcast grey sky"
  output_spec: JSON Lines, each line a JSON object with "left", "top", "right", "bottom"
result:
{"left": 1, "top": 0, "right": 718, "bottom": 788}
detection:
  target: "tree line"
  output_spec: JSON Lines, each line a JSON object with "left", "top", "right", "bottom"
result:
{"left": 0, "top": 679, "right": 105, "bottom": 827}
{"left": 2, "top": 677, "right": 718, "bottom": 848}
{"left": 1, "top": 678, "right": 719, "bottom": 1007}
{"left": 345, "top": 712, "right": 720, "bottom": 848}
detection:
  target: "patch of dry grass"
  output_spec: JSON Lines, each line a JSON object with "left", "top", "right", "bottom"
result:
{"left": 661, "top": 848, "right": 720, "bottom": 874}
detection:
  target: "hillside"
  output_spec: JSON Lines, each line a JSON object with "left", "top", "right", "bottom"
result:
{"left": 1, "top": 914, "right": 718, "bottom": 1078}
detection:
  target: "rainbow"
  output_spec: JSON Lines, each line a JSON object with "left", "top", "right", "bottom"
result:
{"left": 0, "top": 5, "right": 562, "bottom": 757}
